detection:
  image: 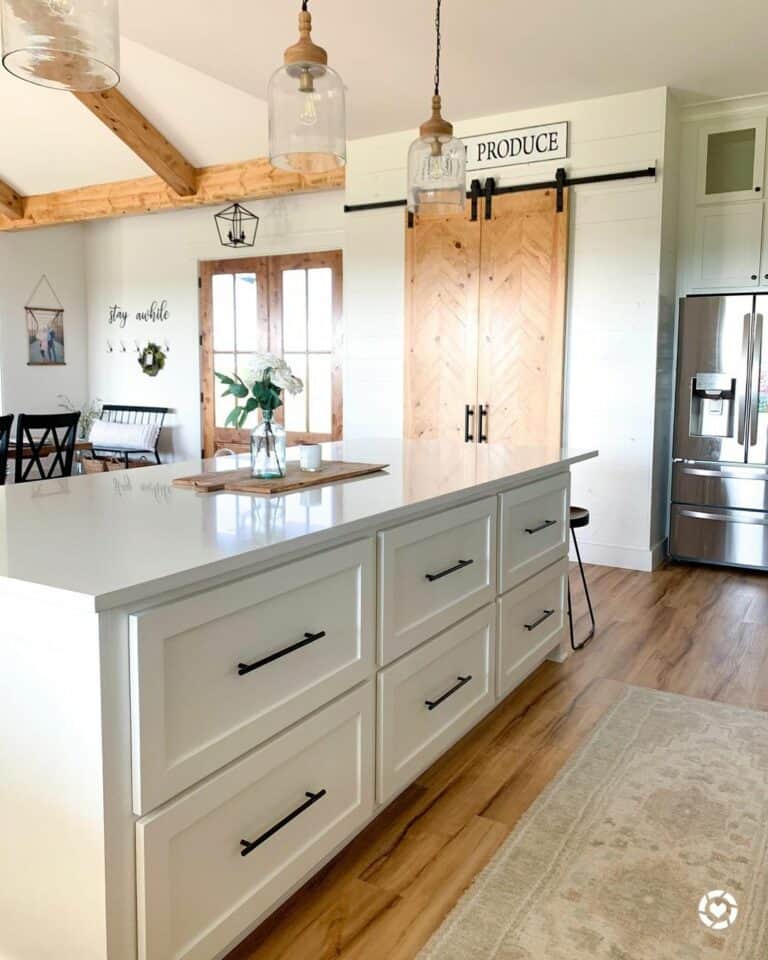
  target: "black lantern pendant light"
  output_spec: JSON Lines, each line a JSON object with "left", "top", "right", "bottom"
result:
{"left": 268, "top": 0, "right": 346, "bottom": 174}
{"left": 407, "top": 0, "right": 466, "bottom": 215}
{"left": 214, "top": 203, "right": 260, "bottom": 248}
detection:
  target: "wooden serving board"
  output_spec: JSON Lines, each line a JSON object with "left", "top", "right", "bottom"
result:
{"left": 172, "top": 460, "right": 388, "bottom": 496}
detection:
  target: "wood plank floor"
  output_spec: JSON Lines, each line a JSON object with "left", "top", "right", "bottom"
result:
{"left": 226, "top": 561, "right": 768, "bottom": 960}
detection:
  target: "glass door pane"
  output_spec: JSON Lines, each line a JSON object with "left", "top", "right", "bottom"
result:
{"left": 706, "top": 128, "right": 756, "bottom": 196}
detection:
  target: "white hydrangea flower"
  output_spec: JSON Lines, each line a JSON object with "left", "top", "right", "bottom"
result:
{"left": 271, "top": 367, "right": 304, "bottom": 395}
{"left": 241, "top": 352, "right": 304, "bottom": 395}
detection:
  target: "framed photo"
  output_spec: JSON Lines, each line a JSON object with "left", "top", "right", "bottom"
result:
{"left": 26, "top": 307, "right": 66, "bottom": 366}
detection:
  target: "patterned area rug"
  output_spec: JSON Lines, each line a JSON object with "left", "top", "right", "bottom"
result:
{"left": 418, "top": 685, "right": 768, "bottom": 959}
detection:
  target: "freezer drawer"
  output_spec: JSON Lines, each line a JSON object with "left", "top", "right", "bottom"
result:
{"left": 670, "top": 503, "right": 768, "bottom": 570}
{"left": 672, "top": 461, "right": 768, "bottom": 511}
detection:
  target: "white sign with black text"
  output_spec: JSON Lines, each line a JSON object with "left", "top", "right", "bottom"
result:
{"left": 463, "top": 122, "right": 569, "bottom": 172}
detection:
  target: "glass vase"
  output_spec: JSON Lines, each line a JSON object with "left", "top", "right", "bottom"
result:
{"left": 250, "top": 411, "right": 286, "bottom": 479}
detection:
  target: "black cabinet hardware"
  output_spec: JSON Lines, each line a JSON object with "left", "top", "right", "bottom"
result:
{"left": 464, "top": 404, "right": 475, "bottom": 443}
{"left": 752, "top": 274, "right": 758, "bottom": 280}
{"left": 756, "top": 186, "right": 762, "bottom": 192}
{"left": 524, "top": 609, "right": 556, "bottom": 631}
{"left": 240, "top": 789, "right": 327, "bottom": 856}
{"left": 237, "top": 631, "right": 326, "bottom": 676}
{"left": 425, "top": 675, "right": 473, "bottom": 711}
{"left": 425, "top": 559, "right": 474, "bottom": 582}
{"left": 524, "top": 519, "right": 557, "bottom": 535}
{"left": 478, "top": 404, "right": 488, "bottom": 443}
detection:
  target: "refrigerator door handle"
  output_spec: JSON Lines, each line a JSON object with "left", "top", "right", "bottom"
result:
{"left": 738, "top": 313, "right": 752, "bottom": 445}
{"left": 749, "top": 313, "right": 763, "bottom": 446}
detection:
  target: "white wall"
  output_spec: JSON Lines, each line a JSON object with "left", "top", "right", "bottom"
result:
{"left": 345, "top": 87, "right": 673, "bottom": 570}
{"left": 85, "top": 192, "right": 344, "bottom": 460}
{"left": 0, "top": 224, "right": 88, "bottom": 419}
{"left": 1, "top": 85, "right": 676, "bottom": 570}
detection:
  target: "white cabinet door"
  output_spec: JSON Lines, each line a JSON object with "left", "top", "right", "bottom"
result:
{"left": 129, "top": 539, "right": 375, "bottom": 813}
{"left": 691, "top": 203, "right": 764, "bottom": 290}
{"left": 696, "top": 117, "right": 767, "bottom": 204}
{"left": 137, "top": 682, "right": 375, "bottom": 960}
{"left": 378, "top": 497, "right": 497, "bottom": 665}
{"left": 496, "top": 558, "right": 568, "bottom": 699}
{"left": 377, "top": 605, "right": 495, "bottom": 803}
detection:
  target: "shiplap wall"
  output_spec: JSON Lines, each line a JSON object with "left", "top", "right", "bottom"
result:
{"left": 345, "top": 87, "right": 674, "bottom": 570}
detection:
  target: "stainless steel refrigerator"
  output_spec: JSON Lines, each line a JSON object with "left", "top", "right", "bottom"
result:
{"left": 670, "top": 294, "right": 768, "bottom": 570}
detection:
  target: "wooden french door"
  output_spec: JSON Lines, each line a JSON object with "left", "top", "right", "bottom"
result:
{"left": 200, "top": 250, "right": 343, "bottom": 457}
{"left": 404, "top": 187, "right": 568, "bottom": 448}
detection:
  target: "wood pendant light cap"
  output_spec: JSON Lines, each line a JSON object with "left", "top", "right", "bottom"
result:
{"left": 419, "top": 95, "right": 454, "bottom": 139}
{"left": 284, "top": 9, "right": 328, "bottom": 67}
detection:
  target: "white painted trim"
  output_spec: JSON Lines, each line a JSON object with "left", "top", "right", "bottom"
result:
{"left": 569, "top": 539, "right": 660, "bottom": 572}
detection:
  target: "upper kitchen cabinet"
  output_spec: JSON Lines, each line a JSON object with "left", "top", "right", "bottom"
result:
{"left": 691, "top": 201, "right": 764, "bottom": 289}
{"left": 696, "top": 117, "right": 767, "bottom": 204}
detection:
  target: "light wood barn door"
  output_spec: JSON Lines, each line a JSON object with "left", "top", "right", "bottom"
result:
{"left": 477, "top": 188, "right": 569, "bottom": 446}
{"left": 404, "top": 208, "right": 481, "bottom": 441}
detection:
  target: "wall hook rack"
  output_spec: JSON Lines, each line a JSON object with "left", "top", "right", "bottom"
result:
{"left": 106, "top": 340, "right": 114, "bottom": 354}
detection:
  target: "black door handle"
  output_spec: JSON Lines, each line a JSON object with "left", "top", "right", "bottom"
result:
{"left": 240, "top": 789, "right": 327, "bottom": 856}
{"left": 464, "top": 404, "right": 475, "bottom": 443}
{"left": 425, "top": 675, "right": 473, "bottom": 710}
{"left": 478, "top": 404, "right": 488, "bottom": 443}
{"left": 425, "top": 559, "right": 474, "bottom": 582}
{"left": 524, "top": 519, "right": 557, "bottom": 535}
{"left": 524, "top": 609, "right": 556, "bottom": 631}
{"left": 237, "top": 630, "right": 326, "bottom": 676}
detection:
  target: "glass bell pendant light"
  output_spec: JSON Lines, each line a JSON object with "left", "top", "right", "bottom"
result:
{"left": 1, "top": 0, "right": 119, "bottom": 91}
{"left": 268, "top": 0, "right": 346, "bottom": 175}
{"left": 407, "top": 0, "right": 466, "bottom": 215}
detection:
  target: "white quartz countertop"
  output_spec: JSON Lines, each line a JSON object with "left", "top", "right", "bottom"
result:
{"left": 0, "top": 438, "right": 597, "bottom": 610}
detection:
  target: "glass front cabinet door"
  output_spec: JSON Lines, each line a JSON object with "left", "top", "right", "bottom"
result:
{"left": 697, "top": 117, "right": 767, "bottom": 204}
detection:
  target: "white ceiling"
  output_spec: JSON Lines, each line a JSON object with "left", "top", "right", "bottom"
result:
{"left": 119, "top": 0, "right": 768, "bottom": 137}
{"left": 2, "top": 0, "right": 768, "bottom": 194}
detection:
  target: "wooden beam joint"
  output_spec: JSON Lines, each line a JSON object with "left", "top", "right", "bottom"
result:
{"left": 0, "top": 180, "right": 24, "bottom": 220}
{"left": 75, "top": 88, "right": 198, "bottom": 197}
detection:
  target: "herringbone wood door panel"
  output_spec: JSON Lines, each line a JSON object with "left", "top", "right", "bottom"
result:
{"left": 404, "top": 209, "right": 481, "bottom": 440}
{"left": 477, "top": 189, "right": 568, "bottom": 446}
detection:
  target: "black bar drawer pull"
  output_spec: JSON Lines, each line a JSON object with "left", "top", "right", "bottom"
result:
{"left": 425, "top": 675, "right": 473, "bottom": 711}
{"left": 524, "top": 609, "right": 555, "bottom": 631}
{"left": 425, "top": 559, "right": 474, "bottom": 583}
{"left": 524, "top": 519, "right": 557, "bottom": 535}
{"left": 237, "top": 630, "right": 326, "bottom": 676}
{"left": 240, "top": 789, "right": 327, "bottom": 857}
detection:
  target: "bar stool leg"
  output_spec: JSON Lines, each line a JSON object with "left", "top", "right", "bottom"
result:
{"left": 570, "top": 526, "right": 596, "bottom": 651}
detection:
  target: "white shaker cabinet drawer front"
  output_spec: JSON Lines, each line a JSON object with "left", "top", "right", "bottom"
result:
{"left": 377, "top": 606, "right": 495, "bottom": 803}
{"left": 378, "top": 497, "right": 497, "bottom": 665}
{"left": 497, "top": 558, "right": 568, "bottom": 699}
{"left": 129, "top": 538, "right": 375, "bottom": 813}
{"left": 499, "top": 473, "right": 569, "bottom": 593}
{"left": 137, "top": 682, "right": 375, "bottom": 960}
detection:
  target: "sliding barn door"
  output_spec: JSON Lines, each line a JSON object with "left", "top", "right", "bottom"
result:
{"left": 404, "top": 209, "right": 481, "bottom": 441}
{"left": 477, "top": 188, "right": 569, "bottom": 446}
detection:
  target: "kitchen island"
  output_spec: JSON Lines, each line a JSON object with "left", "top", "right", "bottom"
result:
{"left": 0, "top": 438, "right": 596, "bottom": 960}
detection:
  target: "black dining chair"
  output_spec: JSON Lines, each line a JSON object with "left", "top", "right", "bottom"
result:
{"left": 0, "top": 415, "right": 13, "bottom": 486}
{"left": 15, "top": 412, "right": 80, "bottom": 484}
{"left": 567, "top": 505, "right": 596, "bottom": 651}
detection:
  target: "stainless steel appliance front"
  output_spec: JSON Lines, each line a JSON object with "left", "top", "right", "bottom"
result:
{"left": 670, "top": 294, "right": 768, "bottom": 570}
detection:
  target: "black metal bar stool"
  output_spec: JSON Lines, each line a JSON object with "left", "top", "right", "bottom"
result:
{"left": 567, "top": 506, "right": 596, "bottom": 651}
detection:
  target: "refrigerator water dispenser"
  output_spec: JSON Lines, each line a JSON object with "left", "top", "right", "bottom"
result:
{"left": 689, "top": 373, "right": 735, "bottom": 438}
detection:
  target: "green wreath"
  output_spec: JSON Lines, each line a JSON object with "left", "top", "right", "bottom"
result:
{"left": 138, "top": 342, "right": 167, "bottom": 378}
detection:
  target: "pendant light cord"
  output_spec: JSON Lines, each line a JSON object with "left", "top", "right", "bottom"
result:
{"left": 433, "top": 0, "right": 442, "bottom": 96}
{"left": 301, "top": 0, "right": 308, "bottom": 9}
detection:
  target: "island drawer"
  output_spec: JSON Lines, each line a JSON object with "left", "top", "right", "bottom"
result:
{"left": 377, "top": 606, "right": 495, "bottom": 803}
{"left": 129, "top": 538, "right": 375, "bottom": 814}
{"left": 136, "top": 682, "right": 374, "bottom": 960}
{"left": 497, "top": 558, "right": 568, "bottom": 699}
{"left": 499, "top": 473, "right": 569, "bottom": 593}
{"left": 378, "top": 497, "right": 497, "bottom": 665}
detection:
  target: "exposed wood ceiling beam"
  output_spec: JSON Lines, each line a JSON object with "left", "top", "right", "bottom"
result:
{"left": 0, "top": 179, "right": 24, "bottom": 220}
{"left": 0, "top": 158, "right": 344, "bottom": 232}
{"left": 74, "top": 88, "right": 198, "bottom": 197}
